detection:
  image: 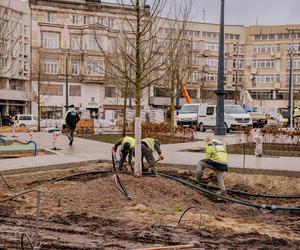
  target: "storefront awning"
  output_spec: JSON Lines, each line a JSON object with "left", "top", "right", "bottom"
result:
{"left": 0, "top": 90, "right": 31, "bottom": 101}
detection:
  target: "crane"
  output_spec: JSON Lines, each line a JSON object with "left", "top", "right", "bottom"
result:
{"left": 179, "top": 80, "right": 191, "bottom": 104}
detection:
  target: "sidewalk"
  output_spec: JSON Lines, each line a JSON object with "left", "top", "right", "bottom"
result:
{"left": 0, "top": 132, "right": 299, "bottom": 177}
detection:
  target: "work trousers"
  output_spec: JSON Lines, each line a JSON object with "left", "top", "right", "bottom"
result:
{"left": 196, "top": 160, "right": 226, "bottom": 191}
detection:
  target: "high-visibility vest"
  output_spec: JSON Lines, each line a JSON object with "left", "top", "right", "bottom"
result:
{"left": 142, "top": 138, "right": 155, "bottom": 151}
{"left": 205, "top": 139, "right": 227, "bottom": 164}
{"left": 122, "top": 136, "right": 135, "bottom": 149}
{"left": 293, "top": 108, "right": 300, "bottom": 118}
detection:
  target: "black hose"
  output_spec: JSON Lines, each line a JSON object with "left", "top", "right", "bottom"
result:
{"left": 157, "top": 173, "right": 300, "bottom": 212}
{"left": 21, "top": 232, "right": 34, "bottom": 250}
{"left": 198, "top": 183, "right": 300, "bottom": 199}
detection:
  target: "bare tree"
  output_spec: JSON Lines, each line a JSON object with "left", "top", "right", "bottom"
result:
{"left": 26, "top": 50, "right": 51, "bottom": 131}
{"left": 0, "top": 0, "right": 23, "bottom": 82}
{"left": 91, "top": 0, "right": 170, "bottom": 175}
{"left": 155, "top": 0, "right": 192, "bottom": 137}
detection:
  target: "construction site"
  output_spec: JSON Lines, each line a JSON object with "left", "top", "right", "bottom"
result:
{"left": 0, "top": 119, "right": 299, "bottom": 250}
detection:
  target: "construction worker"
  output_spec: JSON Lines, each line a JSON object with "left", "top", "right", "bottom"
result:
{"left": 195, "top": 134, "right": 228, "bottom": 195}
{"left": 141, "top": 138, "right": 165, "bottom": 172}
{"left": 64, "top": 105, "right": 80, "bottom": 145}
{"left": 293, "top": 107, "right": 300, "bottom": 129}
{"left": 113, "top": 136, "right": 135, "bottom": 171}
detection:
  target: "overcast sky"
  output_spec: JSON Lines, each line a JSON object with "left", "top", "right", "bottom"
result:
{"left": 105, "top": 0, "right": 300, "bottom": 26}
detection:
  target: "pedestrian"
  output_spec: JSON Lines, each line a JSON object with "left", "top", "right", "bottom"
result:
{"left": 293, "top": 106, "right": 300, "bottom": 129}
{"left": 195, "top": 134, "right": 228, "bottom": 195}
{"left": 112, "top": 136, "right": 135, "bottom": 171}
{"left": 141, "top": 138, "right": 165, "bottom": 172}
{"left": 64, "top": 105, "right": 80, "bottom": 145}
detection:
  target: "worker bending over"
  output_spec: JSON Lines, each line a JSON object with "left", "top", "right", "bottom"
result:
{"left": 113, "top": 136, "right": 135, "bottom": 171}
{"left": 293, "top": 106, "right": 300, "bottom": 129}
{"left": 141, "top": 138, "right": 165, "bottom": 172}
{"left": 195, "top": 134, "right": 228, "bottom": 195}
{"left": 64, "top": 105, "right": 80, "bottom": 146}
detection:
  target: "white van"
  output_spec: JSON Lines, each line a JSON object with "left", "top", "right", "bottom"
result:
{"left": 14, "top": 114, "right": 39, "bottom": 127}
{"left": 198, "top": 105, "right": 252, "bottom": 132}
{"left": 177, "top": 103, "right": 202, "bottom": 128}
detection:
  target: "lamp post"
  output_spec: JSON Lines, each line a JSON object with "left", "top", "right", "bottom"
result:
{"left": 215, "top": 0, "right": 226, "bottom": 135}
{"left": 65, "top": 50, "right": 70, "bottom": 112}
{"left": 288, "top": 46, "right": 295, "bottom": 129}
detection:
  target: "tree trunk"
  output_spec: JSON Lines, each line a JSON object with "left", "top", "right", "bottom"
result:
{"left": 122, "top": 83, "right": 129, "bottom": 137}
{"left": 134, "top": 0, "right": 142, "bottom": 176}
{"left": 170, "top": 79, "right": 175, "bottom": 138}
{"left": 37, "top": 73, "right": 41, "bottom": 132}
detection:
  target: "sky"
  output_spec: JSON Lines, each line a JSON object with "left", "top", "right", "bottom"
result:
{"left": 104, "top": 0, "right": 300, "bottom": 26}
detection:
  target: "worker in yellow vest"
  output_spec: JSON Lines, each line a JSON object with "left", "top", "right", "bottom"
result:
{"left": 293, "top": 107, "right": 300, "bottom": 129}
{"left": 141, "top": 138, "right": 165, "bottom": 172}
{"left": 195, "top": 134, "right": 228, "bottom": 195}
{"left": 113, "top": 136, "right": 135, "bottom": 171}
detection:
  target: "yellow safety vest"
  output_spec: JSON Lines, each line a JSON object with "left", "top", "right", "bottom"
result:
{"left": 122, "top": 136, "right": 135, "bottom": 149}
{"left": 142, "top": 138, "right": 155, "bottom": 151}
{"left": 205, "top": 139, "right": 227, "bottom": 164}
{"left": 293, "top": 108, "right": 300, "bottom": 118}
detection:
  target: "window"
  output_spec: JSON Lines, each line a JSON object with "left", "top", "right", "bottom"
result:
{"left": 287, "top": 59, "right": 300, "bottom": 69}
{"left": 203, "top": 31, "right": 219, "bottom": 39}
{"left": 69, "top": 85, "right": 81, "bottom": 96}
{"left": 19, "top": 116, "right": 32, "bottom": 121}
{"left": 72, "top": 15, "right": 79, "bottom": 24}
{"left": 184, "top": 30, "right": 200, "bottom": 37}
{"left": 206, "top": 58, "right": 218, "bottom": 67}
{"left": 71, "top": 60, "right": 79, "bottom": 75}
{"left": 187, "top": 89, "right": 197, "bottom": 99}
{"left": 47, "top": 12, "right": 55, "bottom": 23}
{"left": 9, "top": 80, "right": 24, "bottom": 90}
{"left": 205, "top": 43, "right": 218, "bottom": 51}
{"left": 105, "top": 86, "right": 116, "bottom": 98}
{"left": 191, "top": 72, "right": 198, "bottom": 81}
{"left": 204, "top": 72, "right": 218, "bottom": 81}
{"left": 289, "top": 43, "right": 300, "bottom": 53}
{"left": 255, "top": 74, "right": 274, "bottom": 83}
{"left": 252, "top": 59, "right": 274, "bottom": 68}
{"left": 206, "top": 107, "right": 214, "bottom": 115}
{"left": 191, "top": 56, "right": 199, "bottom": 65}
{"left": 86, "top": 35, "right": 102, "bottom": 50}
{"left": 107, "top": 18, "right": 114, "bottom": 28}
{"left": 286, "top": 74, "right": 300, "bottom": 84}
{"left": 43, "top": 59, "right": 58, "bottom": 74}
{"left": 70, "top": 35, "right": 81, "bottom": 50}
{"left": 250, "top": 91, "right": 273, "bottom": 100}
{"left": 252, "top": 45, "right": 274, "bottom": 54}
{"left": 41, "top": 84, "right": 63, "bottom": 96}
{"left": 86, "top": 60, "right": 104, "bottom": 76}
{"left": 43, "top": 32, "right": 58, "bottom": 48}
{"left": 254, "top": 34, "right": 275, "bottom": 41}
{"left": 0, "top": 57, "right": 8, "bottom": 69}
{"left": 41, "top": 106, "right": 63, "bottom": 119}
{"left": 83, "top": 16, "right": 90, "bottom": 25}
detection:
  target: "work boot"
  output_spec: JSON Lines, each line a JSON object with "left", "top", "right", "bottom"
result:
{"left": 216, "top": 190, "right": 228, "bottom": 202}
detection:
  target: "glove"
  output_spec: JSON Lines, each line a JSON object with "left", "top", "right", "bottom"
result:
{"left": 158, "top": 154, "right": 165, "bottom": 161}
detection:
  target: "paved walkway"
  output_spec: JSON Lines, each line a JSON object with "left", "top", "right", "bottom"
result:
{"left": 0, "top": 132, "right": 299, "bottom": 177}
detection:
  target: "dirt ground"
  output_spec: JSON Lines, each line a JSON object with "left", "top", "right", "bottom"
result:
{"left": 0, "top": 163, "right": 299, "bottom": 249}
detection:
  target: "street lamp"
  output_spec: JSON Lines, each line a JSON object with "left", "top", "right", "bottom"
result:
{"left": 215, "top": 0, "right": 226, "bottom": 135}
{"left": 65, "top": 50, "right": 70, "bottom": 112}
{"left": 288, "top": 45, "right": 295, "bottom": 129}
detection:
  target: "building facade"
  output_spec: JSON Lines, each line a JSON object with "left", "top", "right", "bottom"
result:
{"left": 30, "top": 0, "right": 150, "bottom": 120}
{"left": 27, "top": 0, "right": 300, "bottom": 120}
{"left": 0, "top": 0, "right": 31, "bottom": 123}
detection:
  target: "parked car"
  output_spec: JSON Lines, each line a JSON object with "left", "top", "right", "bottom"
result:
{"left": 14, "top": 114, "right": 39, "bottom": 127}
{"left": 177, "top": 103, "right": 203, "bottom": 128}
{"left": 197, "top": 104, "right": 253, "bottom": 132}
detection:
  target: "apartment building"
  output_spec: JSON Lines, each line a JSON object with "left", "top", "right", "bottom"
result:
{"left": 0, "top": 0, "right": 31, "bottom": 123}
{"left": 244, "top": 25, "right": 300, "bottom": 108}
{"left": 29, "top": 0, "right": 150, "bottom": 119}
{"left": 151, "top": 18, "right": 246, "bottom": 107}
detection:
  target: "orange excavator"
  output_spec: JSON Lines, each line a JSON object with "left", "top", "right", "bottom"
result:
{"left": 179, "top": 80, "right": 191, "bottom": 104}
